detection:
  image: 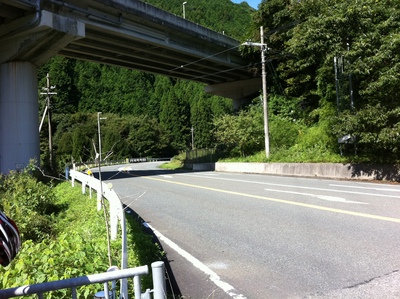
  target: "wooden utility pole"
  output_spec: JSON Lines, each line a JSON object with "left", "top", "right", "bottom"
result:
{"left": 40, "top": 73, "right": 57, "bottom": 169}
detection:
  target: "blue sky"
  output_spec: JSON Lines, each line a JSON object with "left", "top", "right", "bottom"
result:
{"left": 231, "top": 0, "right": 262, "bottom": 9}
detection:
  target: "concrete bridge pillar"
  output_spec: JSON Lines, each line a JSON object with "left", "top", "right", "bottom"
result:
{"left": 0, "top": 62, "right": 39, "bottom": 173}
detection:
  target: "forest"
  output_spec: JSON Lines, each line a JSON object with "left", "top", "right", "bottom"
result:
{"left": 38, "top": 0, "right": 400, "bottom": 173}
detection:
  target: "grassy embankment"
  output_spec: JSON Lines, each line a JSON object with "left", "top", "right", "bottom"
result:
{"left": 0, "top": 181, "right": 162, "bottom": 298}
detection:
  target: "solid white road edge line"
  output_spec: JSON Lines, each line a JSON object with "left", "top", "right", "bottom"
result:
{"left": 142, "top": 222, "right": 247, "bottom": 299}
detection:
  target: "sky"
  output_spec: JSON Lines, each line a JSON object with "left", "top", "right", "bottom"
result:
{"left": 231, "top": 0, "right": 262, "bottom": 9}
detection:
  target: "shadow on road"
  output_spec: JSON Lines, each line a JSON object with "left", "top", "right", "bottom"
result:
{"left": 123, "top": 205, "right": 182, "bottom": 298}
{"left": 91, "top": 167, "right": 203, "bottom": 181}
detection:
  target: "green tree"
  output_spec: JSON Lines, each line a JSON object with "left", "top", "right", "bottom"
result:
{"left": 213, "top": 104, "right": 264, "bottom": 156}
{"left": 143, "top": 0, "right": 254, "bottom": 40}
{"left": 191, "top": 97, "right": 214, "bottom": 149}
{"left": 75, "top": 61, "right": 103, "bottom": 112}
{"left": 127, "top": 115, "right": 169, "bottom": 157}
{"left": 159, "top": 89, "right": 191, "bottom": 152}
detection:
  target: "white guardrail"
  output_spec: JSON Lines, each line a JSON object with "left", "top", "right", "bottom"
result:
{"left": 0, "top": 167, "right": 166, "bottom": 299}
{"left": 68, "top": 167, "right": 166, "bottom": 299}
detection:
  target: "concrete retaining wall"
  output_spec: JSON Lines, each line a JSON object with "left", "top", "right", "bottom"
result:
{"left": 193, "top": 162, "right": 400, "bottom": 182}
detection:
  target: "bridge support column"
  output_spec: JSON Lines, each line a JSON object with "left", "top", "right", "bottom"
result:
{"left": 0, "top": 62, "right": 39, "bottom": 173}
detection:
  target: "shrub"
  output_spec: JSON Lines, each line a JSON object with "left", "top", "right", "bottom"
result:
{"left": 0, "top": 180, "right": 161, "bottom": 298}
{"left": 0, "top": 169, "right": 59, "bottom": 242}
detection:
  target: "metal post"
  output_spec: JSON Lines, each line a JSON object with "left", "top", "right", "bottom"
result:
{"left": 260, "top": 26, "right": 270, "bottom": 159}
{"left": 120, "top": 210, "right": 128, "bottom": 298}
{"left": 97, "top": 112, "right": 112, "bottom": 267}
{"left": 182, "top": 2, "right": 187, "bottom": 19}
{"left": 133, "top": 275, "right": 142, "bottom": 299}
{"left": 152, "top": 261, "right": 166, "bottom": 299}
{"left": 334, "top": 56, "right": 340, "bottom": 113}
{"left": 97, "top": 112, "right": 106, "bottom": 211}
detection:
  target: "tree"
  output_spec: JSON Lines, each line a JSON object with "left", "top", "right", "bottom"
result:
{"left": 142, "top": 0, "right": 254, "bottom": 40}
{"left": 190, "top": 97, "right": 214, "bottom": 149}
{"left": 250, "top": 0, "right": 400, "bottom": 161}
{"left": 213, "top": 104, "right": 264, "bottom": 156}
{"left": 127, "top": 115, "right": 169, "bottom": 157}
{"left": 159, "top": 89, "right": 191, "bottom": 152}
{"left": 75, "top": 61, "right": 103, "bottom": 112}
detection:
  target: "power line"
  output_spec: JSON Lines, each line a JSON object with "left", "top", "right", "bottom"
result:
{"left": 169, "top": 44, "right": 241, "bottom": 73}
{"left": 189, "top": 63, "right": 258, "bottom": 81}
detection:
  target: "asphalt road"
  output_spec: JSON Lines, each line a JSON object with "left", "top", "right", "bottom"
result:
{"left": 99, "top": 162, "right": 400, "bottom": 299}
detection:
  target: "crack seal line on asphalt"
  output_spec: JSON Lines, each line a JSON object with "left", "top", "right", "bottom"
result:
{"left": 140, "top": 175, "right": 400, "bottom": 224}
{"left": 142, "top": 222, "right": 247, "bottom": 299}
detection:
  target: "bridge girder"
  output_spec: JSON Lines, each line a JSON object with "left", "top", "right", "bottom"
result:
{"left": 0, "top": 0, "right": 262, "bottom": 173}
{"left": 0, "top": 0, "right": 258, "bottom": 87}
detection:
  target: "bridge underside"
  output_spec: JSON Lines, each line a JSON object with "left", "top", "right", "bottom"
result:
{"left": 0, "top": 0, "right": 259, "bottom": 87}
{"left": 0, "top": 0, "right": 261, "bottom": 172}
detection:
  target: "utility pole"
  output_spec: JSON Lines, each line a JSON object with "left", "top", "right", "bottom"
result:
{"left": 40, "top": 73, "right": 57, "bottom": 169}
{"left": 242, "top": 26, "right": 270, "bottom": 158}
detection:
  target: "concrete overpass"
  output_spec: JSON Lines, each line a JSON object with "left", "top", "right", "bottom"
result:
{"left": 0, "top": 0, "right": 261, "bottom": 173}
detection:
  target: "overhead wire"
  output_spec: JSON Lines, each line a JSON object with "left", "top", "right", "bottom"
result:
{"left": 167, "top": 40, "right": 290, "bottom": 83}
{"left": 169, "top": 44, "right": 241, "bottom": 73}
{"left": 168, "top": 20, "right": 303, "bottom": 83}
{"left": 189, "top": 62, "right": 259, "bottom": 81}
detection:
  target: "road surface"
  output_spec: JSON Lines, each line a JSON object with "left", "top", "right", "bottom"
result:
{"left": 99, "top": 162, "right": 400, "bottom": 299}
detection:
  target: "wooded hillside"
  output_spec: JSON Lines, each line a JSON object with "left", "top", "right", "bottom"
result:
{"left": 39, "top": 0, "right": 400, "bottom": 173}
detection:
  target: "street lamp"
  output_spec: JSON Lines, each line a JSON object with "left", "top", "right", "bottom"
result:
{"left": 182, "top": 2, "right": 187, "bottom": 19}
{"left": 242, "top": 26, "right": 270, "bottom": 159}
{"left": 97, "top": 112, "right": 112, "bottom": 267}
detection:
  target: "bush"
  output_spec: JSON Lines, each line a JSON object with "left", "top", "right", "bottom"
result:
{"left": 0, "top": 180, "right": 162, "bottom": 298}
{"left": 269, "top": 115, "right": 305, "bottom": 151}
{"left": 270, "top": 124, "right": 344, "bottom": 162}
{"left": 0, "top": 169, "right": 59, "bottom": 242}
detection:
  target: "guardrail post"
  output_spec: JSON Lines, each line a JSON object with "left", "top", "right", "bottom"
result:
{"left": 151, "top": 261, "right": 166, "bottom": 299}
{"left": 82, "top": 181, "right": 86, "bottom": 194}
{"left": 133, "top": 275, "right": 142, "bottom": 299}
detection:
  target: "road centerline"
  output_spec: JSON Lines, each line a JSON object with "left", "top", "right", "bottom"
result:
{"left": 136, "top": 174, "right": 400, "bottom": 224}
{"left": 176, "top": 173, "right": 400, "bottom": 199}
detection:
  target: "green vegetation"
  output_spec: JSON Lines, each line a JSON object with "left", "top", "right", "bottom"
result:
{"left": 38, "top": 0, "right": 400, "bottom": 172}
{"left": 246, "top": 0, "right": 400, "bottom": 163}
{"left": 0, "top": 169, "right": 161, "bottom": 297}
{"left": 143, "top": 0, "right": 254, "bottom": 40}
{"left": 2, "top": 0, "right": 399, "bottom": 293}
{"left": 39, "top": 59, "right": 234, "bottom": 173}
{"left": 159, "top": 152, "right": 187, "bottom": 170}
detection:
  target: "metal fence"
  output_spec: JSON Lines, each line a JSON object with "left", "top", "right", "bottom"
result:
{"left": 0, "top": 262, "right": 166, "bottom": 299}
{"left": 185, "top": 148, "right": 220, "bottom": 164}
{"left": 0, "top": 166, "right": 167, "bottom": 299}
